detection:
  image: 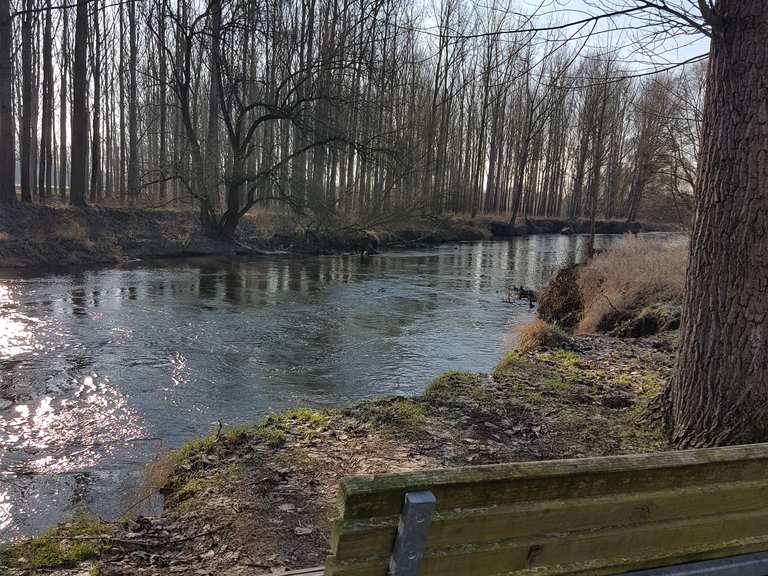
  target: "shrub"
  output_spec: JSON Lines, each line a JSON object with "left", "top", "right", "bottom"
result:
{"left": 537, "top": 266, "right": 584, "bottom": 330}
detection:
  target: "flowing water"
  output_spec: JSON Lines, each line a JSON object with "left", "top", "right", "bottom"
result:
{"left": 0, "top": 233, "right": 672, "bottom": 540}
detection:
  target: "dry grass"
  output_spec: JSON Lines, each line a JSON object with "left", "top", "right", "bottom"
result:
{"left": 577, "top": 235, "right": 688, "bottom": 333}
{"left": 55, "top": 218, "right": 93, "bottom": 246}
{"left": 243, "top": 208, "right": 302, "bottom": 236}
{"left": 516, "top": 319, "right": 569, "bottom": 353}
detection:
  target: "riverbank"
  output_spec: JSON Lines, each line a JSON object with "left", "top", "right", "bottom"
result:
{"left": 0, "top": 327, "right": 677, "bottom": 575}
{"left": 0, "top": 204, "right": 678, "bottom": 269}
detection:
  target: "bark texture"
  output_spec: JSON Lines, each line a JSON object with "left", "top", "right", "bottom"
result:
{"left": 670, "top": 1, "right": 768, "bottom": 447}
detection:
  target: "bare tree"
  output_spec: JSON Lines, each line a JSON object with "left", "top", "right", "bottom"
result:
{"left": 70, "top": 0, "right": 88, "bottom": 206}
{"left": 0, "top": 0, "right": 14, "bottom": 204}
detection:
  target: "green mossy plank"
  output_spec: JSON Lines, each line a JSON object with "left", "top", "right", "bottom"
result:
{"left": 327, "top": 525, "right": 768, "bottom": 576}
{"left": 331, "top": 480, "right": 768, "bottom": 562}
{"left": 338, "top": 444, "right": 768, "bottom": 519}
{"left": 327, "top": 445, "right": 768, "bottom": 576}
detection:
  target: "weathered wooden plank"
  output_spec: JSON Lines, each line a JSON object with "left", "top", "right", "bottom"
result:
{"left": 325, "top": 508, "right": 768, "bottom": 576}
{"left": 339, "top": 445, "right": 768, "bottom": 520}
{"left": 331, "top": 480, "right": 768, "bottom": 562}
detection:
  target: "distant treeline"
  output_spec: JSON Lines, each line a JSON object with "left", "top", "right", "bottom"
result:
{"left": 0, "top": 0, "right": 700, "bottom": 237}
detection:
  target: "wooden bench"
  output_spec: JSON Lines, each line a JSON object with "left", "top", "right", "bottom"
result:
{"left": 285, "top": 444, "right": 768, "bottom": 576}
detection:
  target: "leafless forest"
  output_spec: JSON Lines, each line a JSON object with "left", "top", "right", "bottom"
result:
{"left": 0, "top": 0, "right": 703, "bottom": 236}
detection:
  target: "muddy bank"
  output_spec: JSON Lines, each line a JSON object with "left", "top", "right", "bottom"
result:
{"left": 0, "top": 205, "right": 490, "bottom": 269}
{"left": 1, "top": 329, "right": 676, "bottom": 575}
{"left": 0, "top": 204, "right": 677, "bottom": 269}
{"left": 486, "top": 217, "right": 677, "bottom": 237}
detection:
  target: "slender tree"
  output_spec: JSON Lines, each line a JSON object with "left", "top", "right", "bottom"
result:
{"left": 59, "top": 5, "right": 69, "bottom": 201}
{"left": 70, "top": 0, "right": 89, "bottom": 206}
{"left": 0, "top": 0, "right": 14, "bottom": 203}
{"left": 37, "top": 0, "right": 53, "bottom": 203}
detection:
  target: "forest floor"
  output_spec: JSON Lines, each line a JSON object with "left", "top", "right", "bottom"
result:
{"left": 0, "top": 203, "right": 676, "bottom": 269}
{"left": 0, "top": 328, "right": 678, "bottom": 576}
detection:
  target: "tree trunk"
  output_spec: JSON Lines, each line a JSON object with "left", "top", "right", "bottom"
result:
{"left": 38, "top": 0, "right": 53, "bottom": 203}
{"left": 127, "top": 0, "right": 139, "bottom": 201}
{"left": 59, "top": 5, "right": 68, "bottom": 201}
{"left": 0, "top": 0, "right": 14, "bottom": 203}
{"left": 669, "top": 1, "right": 768, "bottom": 447}
{"left": 20, "top": 0, "right": 33, "bottom": 202}
{"left": 70, "top": 0, "right": 88, "bottom": 206}
{"left": 204, "top": 0, "right": 222, "bottom": 213}
{"left": 157, "top": 0, "right": 167, "bottom": 201}
{"left": 89, "top": 0, "right": 101, "bottom": 203}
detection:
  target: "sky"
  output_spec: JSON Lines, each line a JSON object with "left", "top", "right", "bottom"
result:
{"left": 518, "top": 0, "right": 711, "bottom": 72}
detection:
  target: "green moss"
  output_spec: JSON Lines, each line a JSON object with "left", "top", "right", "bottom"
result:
{"left": 247, "top": 407, "right": 330, "bottom": 447}
{"left": 176, "top": 476, "right": 215, "bottom": 501}
{"left": 424, "top": 370, "right": 479, "bottom": 400}
{"left": 1, "top": 512, "right": 112, "bottom": 570}
{"left": 282, "top": 407, "right": 329, "bottom": 427}
{"left": 359, "top": 398, "right": 426, "bottom": 427}
{"left": 536, "top": 349, "right": 581, "bottom": 369}
{"left": 513, "top": 382, "right": 546, "bottom": 405}
{"left": 546, "top": 377, "right": 571, "bottom": 391}
{"left": 552, "top": 349, "right": 581, "bottom": 369}
{"left": 223, "top": 424, "right": 253, "bottom": 445}
{"left": 170, "top": 433, "right": 217, "bottom": 465}
{"left": 493, "top": 351, "right": 525, "bottom": 375}
{"left": 468, "top": 386, "right": 490, "bottom": 403}
{"left": 174, "top": 464, "right": 245, "bottom": 505}
{"left": 254, "top": 425, "right": 287, "bottom": 447}
{"left": 612, "top": 373, "right": 634, "bottom": 387}
{"left": 641, "top": 371, "right": 662, "bottom": 394}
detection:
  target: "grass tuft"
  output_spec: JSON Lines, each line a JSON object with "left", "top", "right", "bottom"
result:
{"left": 424, "top": 371, "right": 480, "bottom": 400}
{"left": 517, "top": 320, "right": 569, "bottom": 353}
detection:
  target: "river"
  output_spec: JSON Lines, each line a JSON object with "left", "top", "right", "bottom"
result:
{"left": 0, "top": 233, "right": 666, "bottom": 540}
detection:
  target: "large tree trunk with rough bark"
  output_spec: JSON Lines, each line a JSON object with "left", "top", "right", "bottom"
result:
{"left": 669, "top": 1, "right": 768, "bottom": 447}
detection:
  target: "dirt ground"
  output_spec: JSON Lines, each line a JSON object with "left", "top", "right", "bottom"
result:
{"left": 0, "top": 329, "right": 676, "bottom": 576}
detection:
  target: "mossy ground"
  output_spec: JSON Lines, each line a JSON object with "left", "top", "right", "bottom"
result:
{"left": 0, "top": 512, "right": 113, "bottom": 574}
{"left": 7, "top": 331, "right": 675, "bottom": 576}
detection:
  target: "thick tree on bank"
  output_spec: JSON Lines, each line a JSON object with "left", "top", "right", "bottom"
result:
{"left": 669, "top": 1, "right": 768, "bottom": 447}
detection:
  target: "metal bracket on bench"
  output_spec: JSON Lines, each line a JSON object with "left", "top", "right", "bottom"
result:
{"left": 388, "top": 490, "right": 436, "bottom": 576}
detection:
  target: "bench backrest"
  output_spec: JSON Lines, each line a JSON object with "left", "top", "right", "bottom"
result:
{"left": 324, "top": 444, "right": 768, "bottom": 576}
